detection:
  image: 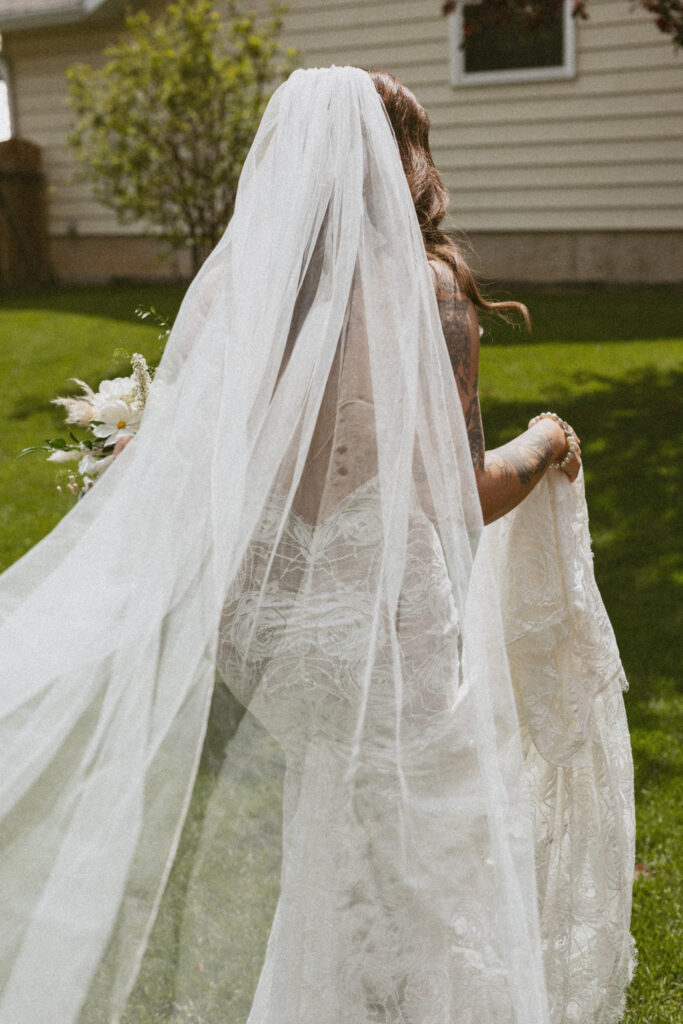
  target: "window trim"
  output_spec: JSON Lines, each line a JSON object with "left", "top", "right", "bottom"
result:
{"left": 449, "top": 0, "right": 576, "bottom": 88}
{"left": 0, "top": 56, "right": 15, "bottom": 139}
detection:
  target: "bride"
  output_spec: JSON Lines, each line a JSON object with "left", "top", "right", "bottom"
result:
{"left": 0, "top": 67, "right": 634, "bottom": 1024}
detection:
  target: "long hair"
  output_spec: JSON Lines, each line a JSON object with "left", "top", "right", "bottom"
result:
{"left": 368, "top": 69, "right": 529, "bottom": 328}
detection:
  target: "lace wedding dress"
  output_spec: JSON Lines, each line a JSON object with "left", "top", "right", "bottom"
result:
{"left": 0, "top": 67, "right": 634, "bottom": 1024}
{"left": 218, "top": 475, "right": 520, "bottom": 1023}
{"left": 488, "top": 471, "right": 636, "bottom": 1024}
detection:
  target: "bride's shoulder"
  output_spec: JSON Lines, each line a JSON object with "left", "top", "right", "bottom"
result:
{"left": 427, "top": 257, "right": 468, "bottom": 306}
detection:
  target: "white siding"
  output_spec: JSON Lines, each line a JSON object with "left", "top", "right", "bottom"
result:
{"left": 3, "top": 0, "right": 682, "bottom": 237}
{"left": 5, "top": 23, "right": 136, "bottom": 235}
{"left": 282, "top": 0, "right": 683, "bottom": 233}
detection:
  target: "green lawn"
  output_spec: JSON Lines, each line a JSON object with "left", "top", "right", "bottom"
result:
{"left": 0, "top": 284, "right": 681, "bottom": 1022}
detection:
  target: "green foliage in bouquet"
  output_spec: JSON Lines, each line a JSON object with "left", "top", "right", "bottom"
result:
{"left": 67, "top": 1, "right": 299, "bottom": 275}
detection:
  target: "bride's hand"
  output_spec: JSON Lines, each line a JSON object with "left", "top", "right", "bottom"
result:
{"left": 113, "top": 436, "right": 132, "bottom": 458}
{"left": 528, "top": 414, "right": 582, "bottom": 483}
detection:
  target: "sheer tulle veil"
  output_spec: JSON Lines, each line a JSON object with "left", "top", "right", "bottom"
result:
{"left": 0, "top": 67, "right": 555, "bottom": 1022}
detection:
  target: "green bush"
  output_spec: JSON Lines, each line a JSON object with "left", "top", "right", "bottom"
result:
{"left": 68, "top": 2, "right": 299, "bottom": 273}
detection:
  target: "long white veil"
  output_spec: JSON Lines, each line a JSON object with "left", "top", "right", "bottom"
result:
{"left": 0, "top": 67, "right": 551, "bottom": 1023}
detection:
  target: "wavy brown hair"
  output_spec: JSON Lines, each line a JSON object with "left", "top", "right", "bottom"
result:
{"left": 367, "top": 69, "right": 529, "bottom": 329}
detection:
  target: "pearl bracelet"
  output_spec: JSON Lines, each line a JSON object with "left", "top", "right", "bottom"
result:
{"left": 527, "top": 411, "right": 578, "bottom": 470}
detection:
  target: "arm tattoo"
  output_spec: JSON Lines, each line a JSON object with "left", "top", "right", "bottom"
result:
{"left": 486, "top": 429, "right": 555, "bottom": 488}
{"left": 431, "top": 262, "right": 485, "bottom": 470}
{"left": 436, "top": 294, "right": 472, "bottom": 395}
{"left": 464, "top": 393, "right": 485, "bottom": 471}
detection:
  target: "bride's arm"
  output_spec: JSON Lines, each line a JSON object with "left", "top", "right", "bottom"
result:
{"left": 429, "top": 260, "right": 581, "bottom": 525}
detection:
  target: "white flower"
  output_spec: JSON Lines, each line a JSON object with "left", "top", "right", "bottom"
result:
{"left": 91, "top": 375, "right": 143, "bottom": 444}
{"left": 78, "top": 452, "right": 115, "bottom": 477}
{"left": 47, "top": 449, "right": 83, "bottom": 463}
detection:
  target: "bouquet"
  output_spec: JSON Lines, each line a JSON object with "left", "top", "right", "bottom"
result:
{"left": 20, "top": 352, "right": 153, "bottom": 495}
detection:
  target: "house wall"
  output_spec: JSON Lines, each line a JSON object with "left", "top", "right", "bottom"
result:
{"left": 5, "top": 22, "right": 127, "bottom": 238}
{"left": 3, "top": 0, "right": 682, "bottom": 283}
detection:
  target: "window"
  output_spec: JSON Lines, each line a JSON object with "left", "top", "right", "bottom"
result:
{"left": 449, "top": 0, "right": 576, "bottom": 88}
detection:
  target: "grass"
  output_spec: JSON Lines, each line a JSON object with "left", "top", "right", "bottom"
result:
{"left": 479, "top": 295, "right": 683, "bottom": 1024}
{"left": 0, "top": 283, "right": 681, "bottom": 1022}
{"left": 0, "top": 284, "right": 182, "bottom": 569}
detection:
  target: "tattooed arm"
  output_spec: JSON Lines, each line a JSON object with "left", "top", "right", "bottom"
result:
{"left": 429, "top": 259, "right": 579, "bottom": 525}
{"left": 479, "top": 422, "right": 574, "bottom": 523}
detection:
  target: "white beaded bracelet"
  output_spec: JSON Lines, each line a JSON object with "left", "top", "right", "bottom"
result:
{"left": 527, "top": 411, "right": 579, "bottom": 470}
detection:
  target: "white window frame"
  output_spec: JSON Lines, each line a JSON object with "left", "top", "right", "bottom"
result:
{"left": 0, "top": 55, "right": 15, "bottom": 139}
{"left": 449, "top": 0, "right": 576, "bottom": 88}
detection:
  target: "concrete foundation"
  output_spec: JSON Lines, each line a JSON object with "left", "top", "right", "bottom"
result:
{"left": 49, "top": 234, "right": 192, "bottom": 283}
{"left": 47, "top": 230, "right": 682, "bottom": 287}
{"left": 467, "top": 231, "right": 683, "bottom": 286}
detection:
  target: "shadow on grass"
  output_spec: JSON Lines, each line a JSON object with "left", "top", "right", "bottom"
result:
{"left": 7, "top": 393, "right": 55, "bottom": 421}
{"left": 0, "top": 282, "right": 186, "bottom": 325}
{"left": 478, "top": 286, "right": 683, "bottom": 344}
{"left": 1, "top": 283, "right": 682, "bottom": 343}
